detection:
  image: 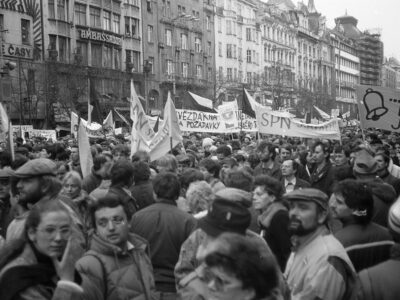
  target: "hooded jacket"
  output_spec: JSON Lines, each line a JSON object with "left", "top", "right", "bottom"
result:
{"left": 76, "top": 233, "right": 158, "bottom": 300}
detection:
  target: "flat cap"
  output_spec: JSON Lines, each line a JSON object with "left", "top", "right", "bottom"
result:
{"left": 215, "top": 187, "right": 252, "bottom": 208}
{"left": 283, "top": 188, "right": 329, "bottom": 211}
{"left": 14, "top": 158, "right": 57, "bottom": 178}
{"left": 0, "top": 168, "right": 15, "bottom": 179}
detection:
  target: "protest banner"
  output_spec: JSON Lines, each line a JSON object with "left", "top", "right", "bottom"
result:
{"left": 218, "top": 101, "right": 239, "bottom": 130}
{"left": 256, "top": 108, "right": 341, "bottom": 140}
{"left": 28, "top": 130, "right": 57, "bottom": 141}
{"left": 176, "top": 109, "right": 258, "bottom": 133}
{"left": 356, "top": 85, "right": 400, "bottom": 132}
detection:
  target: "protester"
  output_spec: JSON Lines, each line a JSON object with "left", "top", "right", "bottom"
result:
{"left": 76, "top": 195, "right": 158, "bottom": 300}
{"left": 309, "top": 141, "right": 335, "bottom": 195}
{"left": 130, "top": 172, "right": 197, "bottom": 299}
{"left": 186, "top": 180, "right": 214, "bottom": 218}
{"left": 0, "top": 201, "right": 83, "bottom": 300}
{"left": 81, "top": 155, "right": 110, "bottom": 194}
{"left": 283, "top": 188, "right": 357, "bottom": 300}
{"left": 375, "top": 152, "right": 400, "bottom": 195}
{"left": 0, "top": 168, "right": 15, "bottom": 239}
{"left": 130, "top": 160, "right": 155, "bottom": 210}
{"left": 254, "top": 141, "right": 282, "bottom": 180}
{"left": 280, "top": 159, "right": 310, "bottom": 194}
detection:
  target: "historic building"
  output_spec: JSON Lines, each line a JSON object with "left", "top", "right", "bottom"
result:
{"left": 358, "top": 30, "right": 383, "bottom": 86}
{"left": 142, "top": 0, "right": 216, "bottom": 111}
{"left": 214, "top": 0, "right": 260, "bottom": 103}
{"left": 382, "top": 59, "right": 397, "bottom": 89}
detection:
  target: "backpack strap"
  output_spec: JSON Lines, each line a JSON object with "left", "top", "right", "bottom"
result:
{"left": 85, "top": 251, "right": 108, "bottom": 298}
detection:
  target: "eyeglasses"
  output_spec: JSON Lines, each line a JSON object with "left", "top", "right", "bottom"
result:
{"left": 96, "top": 216, "right": 126, "bottom": 228}
{"left": 38, "top": 226, "right": 71, "bottom": 239}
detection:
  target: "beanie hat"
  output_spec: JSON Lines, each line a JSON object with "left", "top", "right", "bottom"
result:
{"left": 388, "top": 199, "right": 400, "bottom": 241}
{"left": 202, "top": 138, "right": 214, "bottom": 149}
{"left": 353, "top": 149, "right": 378, "bottom": 175}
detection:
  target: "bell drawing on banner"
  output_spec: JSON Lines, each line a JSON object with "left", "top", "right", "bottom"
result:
{"left": 363, "top": 88, "right": 388, "bottom": 121}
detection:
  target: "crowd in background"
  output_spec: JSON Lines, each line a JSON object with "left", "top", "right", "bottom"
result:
{"left": 0, "top": 127, "right": 399, "bottom": 299}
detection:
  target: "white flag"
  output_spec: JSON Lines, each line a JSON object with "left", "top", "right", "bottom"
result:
{"left": 0, "top": 103, "right": 9, "bottom": 135}
{"left": 78, "top": 119, "right": 93, "bottom": 178}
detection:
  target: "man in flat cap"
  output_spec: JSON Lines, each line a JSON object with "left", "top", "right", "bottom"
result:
{"left": 283, "top": 188, "right": 357, "bottom": 300}
{"left": 0, "top": 168, "right": 15, "bottom": 238}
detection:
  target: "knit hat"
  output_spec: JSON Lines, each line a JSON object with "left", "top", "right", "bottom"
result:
{"left": 283, "top": 188, "right": 329, "bottom": 211}
{"left": 14, "top": 158, "right": 57, "bottom": 178}
{"left": 353, "top": 149, "right": 378, "bottom": 175}
{"left": 198, "top": 199, "right": 251, "bottom": 237}
{"left": 388, "top": 199, "right": 400, "bottom": 241}
{"left": 202, "top": 138, "right": 214, "bottom": 149}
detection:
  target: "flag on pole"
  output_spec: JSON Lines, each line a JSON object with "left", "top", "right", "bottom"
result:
{"left": 87, "top": 104, "right": 93, "bottom": 126}
{"left": 0, "top": 103, "right": 13, "bottom": 160}
{"left": 239, "top": 88, "right": 256, "bottom": 118}
{"left": 114, "top": 108, "right": 131, "bottom": 127}
{"left": 89, "top": 78, "right": 103, "bottom": 124}
{"left": 149, "top": 91, "right": 182, "bottom": 161}
{"left": 129, "top": 80, "right": 155, "bottom": 156}
{"left": 103, "top": 110, "right": 115, "bottom": 132}
{"left": 77, "top": 118, "right": 93, "bottom": 178}
{"left": 153, "top": 115, "right": 160, "bottom": 133}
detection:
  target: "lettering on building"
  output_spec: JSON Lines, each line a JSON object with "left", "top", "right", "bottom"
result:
{"left": 79, "top": 30, "right": 122, "bottom": 46}
{"left": 1, "top": 43, "right": 33, "bottom": 59}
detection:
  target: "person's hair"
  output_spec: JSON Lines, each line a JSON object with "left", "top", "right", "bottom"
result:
{"left": 247, "top": 152, "right": 260, "bottom": 169}
{"left": 0, "top": 151, "right": 12, "bottom": 168}
{"left": 375, "top": 153, "right": 390, "bottom": 165}
{"left": 11, "top": 154, "right": 29, "bottom": 170}
{"left": 254, "top": 175, "right": 283, "bottom": 199}
{"left": 110, "top": 160, "right": 134, "bottom": 187}
{"left": 312, "top": 141, "right": 330, "bottom": 161}
{"left": 90, "top": 194, "right": 133, "bottom": 228}
{"left": 186, "top": 180, "right": 214, "bottom": 213}
{"left": 62, "top": 171, "right": 82, "bottom": 188}
{"left": 280, "top": 144, "right": 292, "bottom": 153}
{"left": 204, "top": 233, "right": 279, "bottom": 300}
{"left": 235, "top": 154, "right": 246, "bottom": 163}
{"left": 153, "top": 172, "right": 180, "bottom": 201}
{"left": 156, "top": 154, "right": 178, "bottom": 173}
{"left": 0, "top": 200, "right": 71, "bottom": 271}
{"left": 216, "top": 145, "right": 232, "bottom": 157}
{"left": 179, "top": 168, "right": 204, "bottom": 190}
{"left": 257, "top": 141, "right": 278, "bottom": 160}
{"left": 224, "top": 169, "right": 254, "bottom": 192}
{"left": 93, "top": 155, "right": 108, "bottom": 171}
{"left": 131, "top": 150, "right": 150, "bottom": 163}
{"left": 199, "top": 158, "right": 220, "bottom": 178}
{"left": 132, "top": 161, "right": 151, "bottom": 182}
{"left": 283, "top": 159, "right": 299, "bottom": 173}
{"left": 333, "top": 145, "right": 351, "bottom": 158}
{"left": 332, "top": 179, "right": 374, "bottom": 224}
{"left": 112, "top": 144, "right": 130, "bottom": 157}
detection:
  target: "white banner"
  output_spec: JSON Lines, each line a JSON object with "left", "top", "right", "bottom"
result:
{"left": 22, "top": 129, "right": 57, "bottom": 141}
{"left": 218, "top": 101, "right": 239, "bottom": 130}
{"left": 256, "top": 108, "right": 341, "bottom": 140}
{"left": 176, "top": 109, "right": 257, "bottom": 133}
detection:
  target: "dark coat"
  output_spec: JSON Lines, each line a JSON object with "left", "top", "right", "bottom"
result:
{"left": 81, "top": 169, "right": 102, "bottom": 194}
{"left": 130, "top": 180, "right": 155, "bottom": 210}
{"left": 281, "top": 177, "right": 311, "bottom": 194}
{"left": 253, "top": 161, "right": 282, "bottom": 181}
{"left": 368, "top": 178, "right": 397, "bottom": 227}
{"left": 130, "top": 199, "right": 197, "bottom": 293}
{"left": 334, "top": 222, "right": 394, "bottom": 272}
{"left": 106, "top": 185, "right": 138, "bottom": 216}
{"left": 309, "top": 161, "right": 335, "bottom": 195}
{"left": 358, "top": 243, "right": 400, "bottom": 300}
{"left": 380, "top": 169, "right": 400, "bottom": 196}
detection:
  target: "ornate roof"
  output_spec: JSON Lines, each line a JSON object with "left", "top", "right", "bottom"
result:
{"left": 267, "top": 0, "right": 296, "bottom": 10}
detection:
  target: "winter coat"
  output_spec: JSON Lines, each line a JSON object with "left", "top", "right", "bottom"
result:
{"left": 254, "top": 162, "right": 283, "bottom": 181}
{"left": 0, "top": 243, "right": 82, "bottom": 300}
{"left": 309, "top": 161, "right": 335, "bottom": 196}
{"left": 81, "top": 169, "right": 102, "bottom": 194}
{"left": 76, "top": 233, "right": 159, "bottom": 300}
{"left": 130, "top": 180, "right": 155, "bottom": 210}
{"left": 334, "top": 222, "right": 394, "bottom": 272}
{"left": 130, "top": 199, "right": 197, "bottom": 293}
{"left": 357, "top": 243, "right": 400, "bottom": 300}
{"left": 368, "top": 178, "right": 397, "bottom": 227}
{"left": 284, "top": 227, "right": 357, "bottom": 300}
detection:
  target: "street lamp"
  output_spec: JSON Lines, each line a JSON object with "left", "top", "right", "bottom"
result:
{"left": 143, "top": 59, "right": 152, "bottom": 114}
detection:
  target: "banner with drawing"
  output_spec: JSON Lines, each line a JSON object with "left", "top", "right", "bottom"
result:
{"left": 356, "top": 85, "right": 400, "bottom": 132}
{"left": 176, "top": 109, "right": 257, "bottom": 133}
{"left": 256, "top": 108, "right": 341, "bottom": 140}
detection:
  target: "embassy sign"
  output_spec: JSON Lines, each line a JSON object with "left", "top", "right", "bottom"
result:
{"left": 79, "top": 29, "right": 122, "bottom": 46}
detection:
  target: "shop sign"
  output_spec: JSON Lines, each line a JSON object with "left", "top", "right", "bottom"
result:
{"left": 79, "top": 29, "right": 122, "bottom": 46}
{"left": 1, "top": 43, "right": 33, "bottom": 59}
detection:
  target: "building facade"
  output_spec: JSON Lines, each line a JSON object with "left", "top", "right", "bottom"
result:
{"left": 358, "top": 30, "right": 383, "bottom": 86}
{"left": 142, "top": 0, "right": 216, "bottom": 111}
{"left": 382, "top": 60, "right": 396, "bottom": 89}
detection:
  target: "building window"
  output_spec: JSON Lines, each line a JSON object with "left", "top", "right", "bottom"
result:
{"left": 238, "top": 47, "right": 242, "bottom": 61}
{"left": 147, "top": 25, "right": 153, "bottom": 43}
{"left": 0, "top": 14, "right": 3, "bottom": 30}
{"left": 246, "top": 49, "right": 251, "bottom": 63}
{"left": 196, "top": 65, "right": 202, "bottom": 79}
{"left": 125, "top": 17, "right": 139, "bottom": 37}
{"left": 195, "top": 37, "right": 201, "bottom": 52}
{"left": 227, "top": 68, "right": 232, "bottom": 81}
{"left": 246, "top": 28, "right": 251, "bottom": 41}
{"left": 181, "top": 33, "right": 188, "bottom": 50}
{"left": 146, "top": 0, "right": 152, "bottom": 12}
{"left": 114, "top": 48, "right": 121, "bottom": 69}
{"left": 76, "top": 41, "right": 88, "bottom": 65}
{"left": 130, "top": 50, "right": 141, "bottom": 71}
{"left": 49, "top": 34, "right": 57, "bottom": 50}
{"left": 113, "top": 14, "right": 120, "bottom": 34}
{"left": 206, "top": 15, "right": 211, "bottom": 30}
{"left": 57, "top": 0, "right": 67, "bottom": 21}
{"left": 90, "top": 7, "right": 101, "bottom": 28}
{"left": 218, "top": 66, "right": 223, "bottom": 80}
{"left": 226, "top": 20, "right": 232, "bottom": 35}
{"left": 182, "top": 62, "right": 189, "bottom": 78}
{"left": 247, "top": 72, "right": 252, "bottom": 84}
{"left": 208, "top": 68, "right": 212, "bottom": 81}
{"left": 218, "top": 42, "right": 222, "bottom": 57}
{"left": 165, "top": 29, "right": 172, "bottom": 46}
{"left": 226, "top": 44, "right": 232, "bottom": 58}
{"left": 207, "top": 41, "right": 211, "bottom": 56}
{"left": 167, "top": 59, "right": 174, "bottom": 75}
{"left": 103, "top": 11, "right": 111, "bottom": 31}
{"left": 218, "top": 17, "right": 222, "bottom": 32}
{"left": 74, "top": 3, "right": 86, "bottom": 26}
{"left": 92, "top": 43, "right": 102, "bottom": 67}
{"left": 58, "top": 36, "right": 68, "bottom": 62}
{"left": 48, "top": 0, "right": 56, "bottom": 18}
{"left": 148, "top": 57, "right": 154, "bottom": 73}
{"left": 103, "top": 45, "right": 113, "bottom": 68}
{"left": 21, "top": 19, "right": 30, "bottom": 45}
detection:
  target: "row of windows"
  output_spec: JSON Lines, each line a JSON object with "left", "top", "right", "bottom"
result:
{"left": 165, "top": 60, "right": 211, "bottom": 80}
{"left": 217, "top": 18, "right": 259, "bottom": 43}
{"left": 218, "top": 67, "right": 258, "bottom": 85}
{"left": 335, "top": 55, "right": 359, "bottom": 70}
{"left": 336, "top": 71, "right": 359, "bottom": 85}
{"left": 217, "top": 42, "right": 260, "bottom": 64}
{"left": 262, "top": 25, "right": 295, "bottom": 47}
{"left": 0, "top": 15, "right": 31, "bottom": 46}
{"left": 263, "top": 46, "right": 295, "bottom": 67}
{"left": 74, "top": 3, "right": 121, "bottom": 34}
{"left": 336, "top": 87, "right": 356, "bottom": 99}
{"left": 218, "top": 0, "right": 256, "bottom": 19}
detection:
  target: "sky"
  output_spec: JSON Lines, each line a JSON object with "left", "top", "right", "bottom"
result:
{"left": 314, "top": 0, "right": 399, "bottom": 59}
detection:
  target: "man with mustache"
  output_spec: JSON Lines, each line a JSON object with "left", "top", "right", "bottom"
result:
{"left": 283, "top": 188, "right": 357, "bottom": 300}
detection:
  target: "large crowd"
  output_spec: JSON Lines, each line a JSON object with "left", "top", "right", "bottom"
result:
{"left": 0, "top": 128, "right": 399, "bottom": 300}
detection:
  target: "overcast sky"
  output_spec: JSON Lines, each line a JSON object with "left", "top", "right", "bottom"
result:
{"left": 315, "top": 0, "right": 399, "bottom": 59}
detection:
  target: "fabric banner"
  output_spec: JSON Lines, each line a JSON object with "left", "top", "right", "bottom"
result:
{"left": 176, "top": 109, "right": 257, "bottom": 133}
{"left": 356, "top": 85, "right": 400, "bottom": 132}
{"left": 71, "top": 112, "right": 105, "bottom": 138}
{"left": 256, "top": 108, "right": 341, "bottom": 140}
{"left": 26, "top": 130, "right": 57, "bottom": 141}
{"left": 78, "top": 119, "right": 93, "bottom": 178}
{"left": 218, "top": 101, "right": 239, "bottom": 130}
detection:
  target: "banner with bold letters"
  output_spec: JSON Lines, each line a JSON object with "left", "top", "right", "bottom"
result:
{"left": 256, "top": 108, "right": 341, "bottom": 140}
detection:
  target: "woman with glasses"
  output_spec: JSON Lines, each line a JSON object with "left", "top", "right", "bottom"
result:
{"left": 0, "top": 201, "right": 83, "bottom": 300}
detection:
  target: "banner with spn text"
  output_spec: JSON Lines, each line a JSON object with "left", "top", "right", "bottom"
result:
{"left": 356, "top": 85, "right": 400, "bottom": 132}
{"left": 176, "top": 109, "right": 257, "bottom": 133}
{"left": 256, "top": 109, "right": 341, "bottom": 140}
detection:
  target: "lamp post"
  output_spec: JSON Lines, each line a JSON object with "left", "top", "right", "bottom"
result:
{"left": 143, "top": 59, "right": 152, "bottom": 114}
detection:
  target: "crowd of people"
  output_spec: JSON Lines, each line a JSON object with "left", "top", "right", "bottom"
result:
{"left": 0, "top": 128, "right": 399, "bottom": 299}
